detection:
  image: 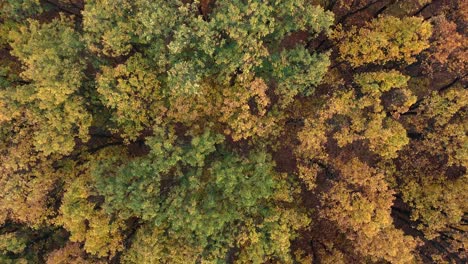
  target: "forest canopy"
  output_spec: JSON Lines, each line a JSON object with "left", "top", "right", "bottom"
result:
{"left": 0, "top": 0, "right": 466, "bottom": 263}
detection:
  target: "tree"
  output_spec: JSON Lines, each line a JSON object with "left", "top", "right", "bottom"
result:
{"left": 6, "top": 16, "right": 91, "bottom": 155}
{"left": 333, "top": 16, "right": 432, "bottom": 67}
{"left": 396, "top": 86, "right": 467, "bottom": 237}
{"left": 86, "top": 0, "right": 334, "bottom": 142}
{"left": 46, "top": 243, "right": 103, "bottom": 264}
{"left": 423, "top": 15, "right": 467, "bottom": 77}
{"left": 267, "top": 46, "right": 331, "bottom": 106}
{"left": 319, "top": 158, "right": 418, "bottom": 263}
{"left": 96, "top": 53, "right": 166, "bottom": 140}
{"left": 0, "top": 232, "right": 27, "bottom": 255}
{"left": 122, "top": 148, "right": 309, "bottom": 263}
{"left": 0, "top": 0, "right": 466, "bottom": 263}
{"left": 92, "top": 128, "right": 222, "bottom": 221}
{"left": 57, "top": 149, "right": 127, "bottom": 258}
{"left": 298, "top": 70, "right": 415, "bottom": 160}
{"left": 0, "top": 0, "right": 42, "bottom": 21}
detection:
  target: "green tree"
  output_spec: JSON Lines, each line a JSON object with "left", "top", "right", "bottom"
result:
{"left": 96, "top": 54, "right": 166, "bottom": 140}
{"left": 57, "top": 149, "right": 127, "bottom": 258}
{"left": 0, "top": 1, "right": 466, "bottom": 263}
{"left": 122, "top": 149, "right": 309, "bottom": 263}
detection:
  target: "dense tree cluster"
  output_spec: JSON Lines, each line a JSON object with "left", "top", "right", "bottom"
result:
{"left": 0, "top": 0, "right": 466, "bottom": 263}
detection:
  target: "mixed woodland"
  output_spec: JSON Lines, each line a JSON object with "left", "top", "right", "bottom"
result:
{"left": 0, "top": 0, "right": 466, "bottom": 263}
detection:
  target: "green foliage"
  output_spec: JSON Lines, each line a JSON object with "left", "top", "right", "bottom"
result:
{"left": 269, "top": 47, "right": 330, "bottom": 105}
{"left": 123, "top": 150, "right": 309, "bottom": 263}
{"left": 156, "top": 151, "right": 277, "bottom": 239}
{"left": 0, "top": 232, "right": 27, "bottom": 254}
{"left": 94, "top": 158, "right": 163, "bottom": 220}
{"left": 83, "top": 0, "right": 334, "bottom": 141}
{"left": 0, "top": 0, "right": 42, "bottom": 21}
{"left": 82, "top": 0, "right": 180, "bottom": 57}
{"left": 0, "top": 1, "right": 465, "bottom": 263}
{"left": 86, "top": 0, "right": 333, "bottom": 91}
{"left": 93, "top": 128, "right": 223, "bottom": 221}
{"left": 57, "top": 150, "right": 127, "bottom": 257}
{"left": 97, "top": 54, "right": 166, "bottom": 140}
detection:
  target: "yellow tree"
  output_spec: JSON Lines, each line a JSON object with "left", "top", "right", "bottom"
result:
{"left": 333, "top": 16, "right": 432, "bottom": 67}
{"left": 320, "top": 158, "right": 418, "bottom": 263}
